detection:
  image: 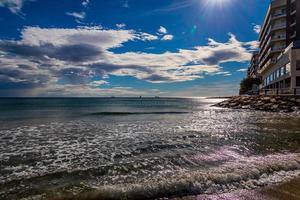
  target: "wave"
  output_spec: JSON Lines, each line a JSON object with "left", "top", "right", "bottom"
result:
{"left": 46, "top": 152, "right": 300, "bottom": 200}
{"left": 90, "top": 111, "right": 190, "bottom": 115}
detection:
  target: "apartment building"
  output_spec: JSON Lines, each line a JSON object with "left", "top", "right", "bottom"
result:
{"left": 256, "top": 0, "right": 300, "bottom": 95}
{"left": 248, "top": 51, "right": 259, "bottom": 78}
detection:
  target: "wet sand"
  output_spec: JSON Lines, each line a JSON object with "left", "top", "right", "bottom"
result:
{"left": 173, "top": 178, "right": 300, "bottom": 200}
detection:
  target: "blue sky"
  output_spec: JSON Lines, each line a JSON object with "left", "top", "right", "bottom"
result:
{"left": 0, "top": 0, "right": 269, "bottom": 97}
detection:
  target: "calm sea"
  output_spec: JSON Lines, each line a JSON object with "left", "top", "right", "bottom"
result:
{"left": 0, "top": 98, "right": 300, "bottom": 199}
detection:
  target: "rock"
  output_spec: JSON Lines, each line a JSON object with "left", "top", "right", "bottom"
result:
{"left": 271, "top": 105, "right": 279, "bottom": 109}
{"left": 242, "top": 105, "right": 251, "bottom": 109}
{"left": 263, "top": 97, "right": 271, "bottom": 101}
{"left": 292, "top": 107, "right": 299, "bottom": 111}
{"left": 213, "top": 95, "right": 300, "bottom": 113}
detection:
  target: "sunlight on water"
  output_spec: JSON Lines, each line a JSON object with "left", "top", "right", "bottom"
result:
{"left": 0, "top": 98, "right": 299, "bottom": 199}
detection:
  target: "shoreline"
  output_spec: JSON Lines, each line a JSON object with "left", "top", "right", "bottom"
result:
{"left": 214, "top": 95, "right": 300, "bottom": 112}
{"left": 49, "top": 177, "right": 300, "bottom": 200}
{"left": 172, "top": 177, "right": 300, "bottom": 200}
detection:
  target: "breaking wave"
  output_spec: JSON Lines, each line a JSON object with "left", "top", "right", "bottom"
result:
{"left": 90, "top": 111, "right": 190, "bottom": 115}
{"left": 1, "top": 98, "right": 300, "bottom": 199}
{"left": 65, "top": 152, "right": 300, "bottom": 199}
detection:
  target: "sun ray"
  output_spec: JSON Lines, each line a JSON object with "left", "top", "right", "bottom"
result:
{"left": 201, "top": 0, "right": 232, "bottom": 9}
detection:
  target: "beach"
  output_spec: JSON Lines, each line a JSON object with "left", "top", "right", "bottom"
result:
{"left": 174, "top": 178, "right": 300, "bottom": 200}
{"left": 0, "top": 97, "right": 300, "bottom": 200}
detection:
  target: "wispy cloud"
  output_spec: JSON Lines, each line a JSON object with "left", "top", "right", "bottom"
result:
{"left": 253, "top": 24, "right": 261, "bottom": 34}
{"left": 89, "top": 80, "right": 109, "bottom": 87}
{"left": 237, "top": 68, "right": 247, "bottom": 72}
{"left": 161, "top": 34, "right": 174, "bottom": 41}
{"left": 158, "top": 26, "right": 167, "bottom": 34}
{"left": 66, "top": 11, "right": 86, "bottom": 23}
{"left": 82, "top": 0, "right": 89, "bottom": 7}
{"left": 116, "top": 23, "right": 126, "bottom": 29}
{"left": 0, "top": 0, "right": 34, "bottom": 14}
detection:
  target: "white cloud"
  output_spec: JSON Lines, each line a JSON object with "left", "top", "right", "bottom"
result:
{"left": 36, "top": 84, "right": 159, "bottom": 97}
{"left": 161, "top": 34, "right": 174, "bottom": 41}
{"left": 89, "top": 80, "right": 109, "bottom": 87}
{"left": 19, "top": 26, "right": 137, "bottom": 49}
{"left": 253, "top": 24, "right": 261, "bottom": 34}
{"left": 158, "top": 26, "right": 167, "bottom": 34}
{"left": 116, "top": 23, "right": 126, "bottom": 29}
{"left": 136, "top": 32, "right": 158, "bottom": 41}
{"left": 66, "top": 11, "right": 86, "bottom": 23}
{"left": 237, "top": 68, "right": 247, "bottom": 72}
{"left": 0, "top": 0, "right": 33, "bottom": 14}
{"left": 245, "top": 40, "right": 259, "bottom": 50}
{"left": 0, "top": 27, "right": 255, "bottom": 96}
{"left": 82, "top": 0, "right": 89, "bottom": 7}
{"left": 19, "top": 26, "right": 158, "bottom": 47}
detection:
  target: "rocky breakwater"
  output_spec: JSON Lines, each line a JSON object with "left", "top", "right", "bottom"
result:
{"left": 214, "top": 96, "right": 300, "bottom": 112}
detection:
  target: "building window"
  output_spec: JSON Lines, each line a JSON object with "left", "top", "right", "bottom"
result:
{"left": 281, "top": 67, "right": 284, "bottom": 76}
{"left": 296, "top": 61, "right": 300, "bottom": 71}
{"left": 270, "top": 74, "right": 273, "bottom": 82}
{"left": 297, "top": 77, "right": 300, "bottom": 87}
{"left": 286, "top": 63, "right": 291, "bottom": 74}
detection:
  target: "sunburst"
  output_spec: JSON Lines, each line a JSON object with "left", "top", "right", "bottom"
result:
{"left": 202, "top": 0, "right": 232, "bottom": 9}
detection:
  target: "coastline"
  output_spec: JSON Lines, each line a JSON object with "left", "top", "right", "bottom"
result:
{"left": 49, "top": 177, "right": 300, "bottom": 200}
{"left": 214, "top": 95, "right": 300, "bottom": 112}
{"left": 172, "top": 177, "right": 300, "bottom": 200}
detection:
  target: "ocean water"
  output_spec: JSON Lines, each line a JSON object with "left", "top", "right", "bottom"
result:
{"left": 0, "top": 97, "right": 300, "bottom": 200}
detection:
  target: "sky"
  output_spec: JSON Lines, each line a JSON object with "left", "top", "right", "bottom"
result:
{"left": 0, "top": 0, "right": 269, "bottom": 97}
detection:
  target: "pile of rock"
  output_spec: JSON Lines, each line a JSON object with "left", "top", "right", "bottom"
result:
{"left": 214, "top": 95, "right": 300, "bottom": 112}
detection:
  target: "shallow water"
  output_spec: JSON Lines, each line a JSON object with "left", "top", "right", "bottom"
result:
{"left": 0, "top": 98, "right": 300, "bottom": 199}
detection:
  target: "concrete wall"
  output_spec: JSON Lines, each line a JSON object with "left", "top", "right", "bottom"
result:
{"left": 291, "top": 48, "right": 300, "bottom": 88}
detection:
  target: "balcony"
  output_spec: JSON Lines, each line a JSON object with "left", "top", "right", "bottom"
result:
{"left": 258, "top": 58, "right": 277, "bottom": 74}
{"left": 259, "top": 45, "right": 285, "bottom": 70}
{"left": 271, "top": 45, "right": 285, "bottom": 53}
{"left": 259, "top": 13, "right": 286, "bottom": 42}
{"left": 271, "top": 35, "right": 286, "bottom": 42}
{"left": 271, "top": 12, "right": 286, "bottom": 20}
{"left": 270, "top": 23, "right": 286, "bottom": 31}
{"left": 290, "top": 22, "right": 296, "bottom": 27}
{"left": 259, "top": 37, "right": 271, "bottom": 56}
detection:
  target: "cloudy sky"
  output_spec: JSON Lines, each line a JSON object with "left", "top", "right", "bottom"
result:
{"left": 0, "top": 0, "right": 268, "bottom": 97}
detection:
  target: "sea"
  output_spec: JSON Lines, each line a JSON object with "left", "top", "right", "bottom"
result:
{"left": 0, "top": 97, "right": 300, "bottom": 199}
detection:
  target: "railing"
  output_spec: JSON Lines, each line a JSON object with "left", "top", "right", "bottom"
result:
{"left": 271, "top": 45, "right": 285, "bottom": 52}
{"left": 271, "top": 35, "right": 286, "bottom": 41}
{"left": 272, "top": 12, "right": 286, "bottom": 18}
{"left": 271, "top": 23, "right": 286, "bottom": 30}
{"left": 258, "top": 57, "right": 277, "bottom": 74}
{"left": 260, "top": 88, "right": 300, "bottom": 95}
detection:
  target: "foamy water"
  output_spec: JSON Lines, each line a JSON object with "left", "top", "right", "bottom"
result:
{"left": 0, "top": 98, "right": 299, "bottom": 199}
